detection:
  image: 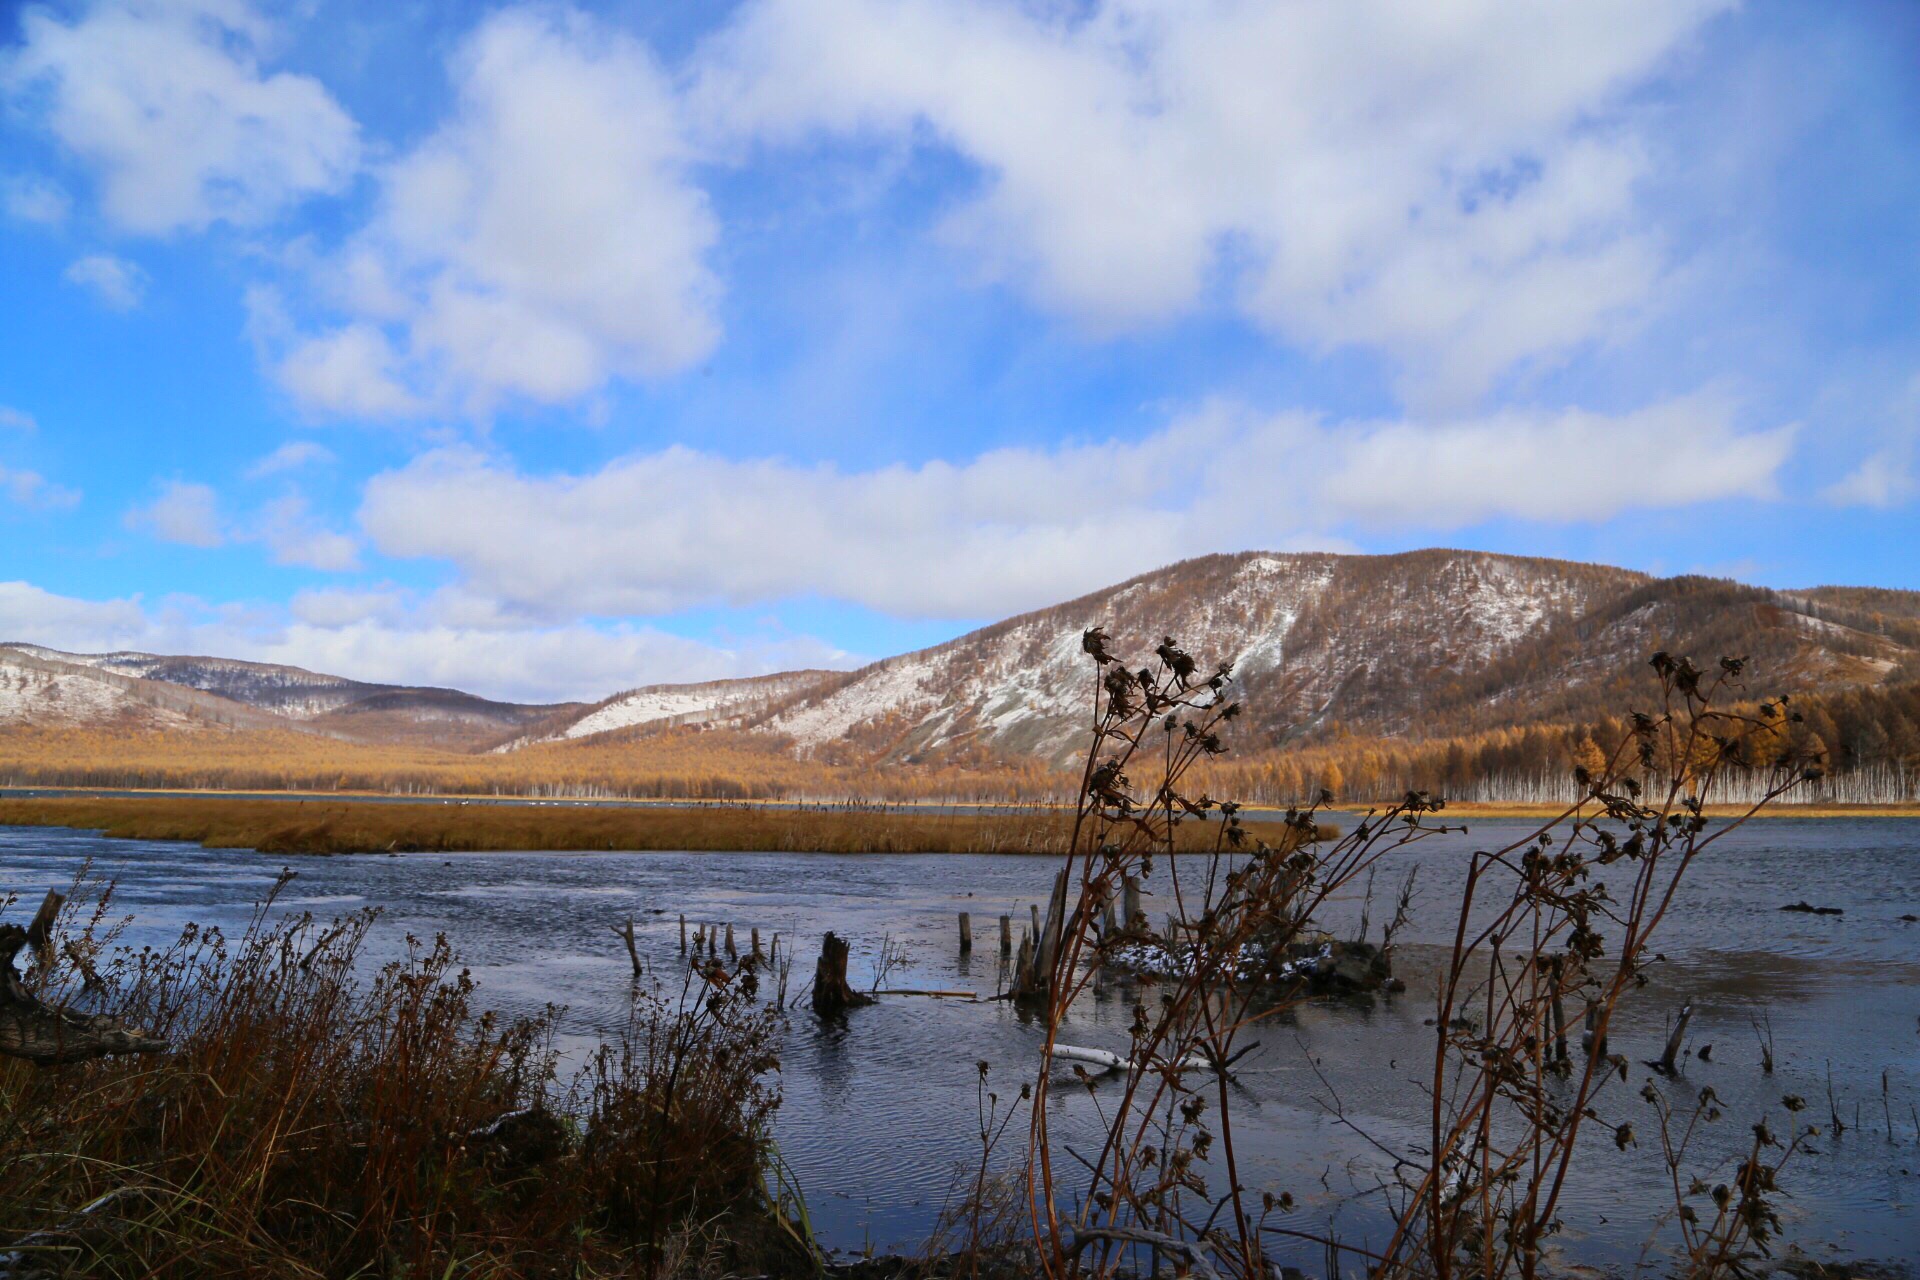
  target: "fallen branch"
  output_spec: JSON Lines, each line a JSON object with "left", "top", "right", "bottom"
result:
{"left": 0, "top": 1187, "right": 147, "bottom": 1278}
{"left": 1, "top": 894, "right": 167, "bottom": 1065}
{"left": 1066, "top": 1226, "right": 1225, "bottom": 1280}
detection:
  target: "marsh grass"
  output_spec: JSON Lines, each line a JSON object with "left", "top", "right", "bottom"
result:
{"left": 0, "top": 871, "right": 802, "bottom": 1279}
{"left": 0, "top": 796, "right": 1311, "bottom": 857}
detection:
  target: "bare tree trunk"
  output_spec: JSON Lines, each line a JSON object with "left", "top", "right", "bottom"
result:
{"left": 2, "top": 892, "right": 167, "bottom": 1065}
{"left": 610, "top": 917, "right": 643, "bottom": 977}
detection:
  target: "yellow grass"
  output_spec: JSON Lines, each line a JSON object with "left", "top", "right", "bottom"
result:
{"left": 0, "top": 794, "right": 1321, "bottom": 855}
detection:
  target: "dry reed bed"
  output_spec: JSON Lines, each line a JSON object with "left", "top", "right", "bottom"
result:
{"left": 0, "top": 796, "right": 1316, "bottom": 856}
{"left": 0, "top": 878, "right": 803, "bottom": 1278}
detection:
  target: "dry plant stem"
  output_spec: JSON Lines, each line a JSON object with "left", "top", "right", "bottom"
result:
{"left": 1021, "top": 640, "right": 1805, "bottom": 1280}
{"left": 1376, "top": 656, "right": 1813, "bottom": 1280}
{"left": 1024, "top": 630, "right": 1449, "bottom": 1280}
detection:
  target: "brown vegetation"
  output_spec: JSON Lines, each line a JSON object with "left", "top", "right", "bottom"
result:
{"left": 0, "top": 794, "right": 1320, "bottom": 856}
{"left": 0, "top": 621, "right": 1868, "bottom": 1280}
{"left": 1000, "top": 634, "right": 1823, "bottom": 1280}
{"left": 0, "top": 873, "right": 799, "bottom": 1278}
{"left": 5, "top": 663, "right": 1917, "bottom": 811}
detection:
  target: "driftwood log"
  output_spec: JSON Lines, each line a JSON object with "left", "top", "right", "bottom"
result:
{"left": 810, "top": 932, "right": 874, "bottom": 1015}
{"left": 1, "top": 890, "right": 167, "bottom": 1065}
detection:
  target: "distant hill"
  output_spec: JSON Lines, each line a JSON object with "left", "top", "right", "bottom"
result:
{"left": 5, "top": 549, "right": 1917, "bottom": 800}
{"left": 521, "top": 550, "right": 1919, "bottom": 768}
{"left": 0, "top": 644, "right": 582, "bottom": 752}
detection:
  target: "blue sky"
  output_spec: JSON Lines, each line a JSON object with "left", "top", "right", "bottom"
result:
{"left": 1, "top": 0, "right": 1916, "bottom": 703}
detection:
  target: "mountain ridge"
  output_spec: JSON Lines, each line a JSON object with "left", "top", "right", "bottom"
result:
{"left": 5, "top": 549, "right": 1917, "bottom": 773}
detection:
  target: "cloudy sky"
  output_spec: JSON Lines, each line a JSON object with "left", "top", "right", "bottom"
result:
{"left": 1, "top": 0, "right": 1916, "bottom": 703}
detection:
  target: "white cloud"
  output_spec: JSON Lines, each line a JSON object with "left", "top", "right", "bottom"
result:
{"left": 0, "top": 406, "right": 37, "bottom": 432}
{"left": 694, "top": 0, "right": 1727, "bottom": 405}
{"left": 0, "top": 466, "right": 81, "bottom": 510}
{"left": 63, "top": 253, "right": 148, "bottom": 310}
{"left": 288, "top": 586, "right": 405, "bottom": 628}
{"left": 1305, "top": 396, "right": 1794, "bottom": 526}
{"left": 3, "top": 0, "right": 358, "bottom": 234}
{"left": 125, "top": 479, "right": 223, "bottom": 547}
{"left": 251, "top": 494, "right": 359, "bottom": 571}
{"left": 0, "top": 581, "right": 148, "bottom": 648}
{"left": 1820, "top": 452, "right": 1913, "bottom": 509}
{"left": 274, "top": 6, "right": 718, "bottom": 417}
{"left": 246, "top": 440, "right": 336, "bottom": 479}
{"left": 272, "top": 322, "right": 425, "bottom": 418}
{"left": 0, "top": 580, "right": 852, "bottom": 704}
{"left": 3, "top": 174, "right": 70, "bottom": 225}
{"left": 1820, "top": 375, "right": 1920, "bottom": 510}
{"left": 358, "top": 392, "right": 1791, "bottom": 620}
{"left": 124, "top": 477, "right": 361, "bottom": 570}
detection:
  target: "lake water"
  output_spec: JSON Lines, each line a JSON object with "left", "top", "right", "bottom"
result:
{"left": 3, "top": 819, "right": 1917, "bottom": 1273}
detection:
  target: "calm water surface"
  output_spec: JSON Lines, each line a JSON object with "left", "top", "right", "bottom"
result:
{"left": 3, "top": 819, "right": 1917, "bottom": 1273}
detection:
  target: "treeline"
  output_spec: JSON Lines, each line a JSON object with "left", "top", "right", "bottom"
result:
{"left": 0, "top": 724, "right": 1064, "bottom": 804}
{"left": 1209, "top": 675, "right": 1920, "bottom": 806}
{"left": 4, "top": 676, "right": 1917, "bottom": 807}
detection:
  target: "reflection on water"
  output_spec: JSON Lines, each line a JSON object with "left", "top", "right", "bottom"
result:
{"left": 3, "top": 819, "right": 1918, "bottom": 1269}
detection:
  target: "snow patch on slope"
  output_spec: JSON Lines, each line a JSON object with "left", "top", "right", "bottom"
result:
{"left": 515, "top": 671, "right": 836, "bottom": 747}
{"left": 0, "top": 650, "right": 192, "bottom": 728}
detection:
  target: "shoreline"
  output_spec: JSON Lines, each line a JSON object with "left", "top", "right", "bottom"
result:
{"left": 1425, "top": 800, "right": 1920, "bottom": 819}
{"left": 3, "top": 785, "right": 1915, "bottom": 819}
{"left": 0, "top": 791, "right": 1911, "bottom": 858}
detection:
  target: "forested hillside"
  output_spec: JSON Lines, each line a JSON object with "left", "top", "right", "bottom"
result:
{"left": 4, "top": 550, "right": 1917, "bottom": 804}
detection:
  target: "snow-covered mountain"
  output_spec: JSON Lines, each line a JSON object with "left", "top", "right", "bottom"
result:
{"left": 0, "top": 645, "right": 581, "bottom": 750}
{"left": 756, "top": 550, "right": 1649, "bottom": 763}
{"left": 0, "top": 646, "right": 298, "bottom": 732}
{"left": 521, "top": 549, "right": 1920, "bottom": 766}
{"left": 6, "top": 550, "right": 1917, "bottom": 764}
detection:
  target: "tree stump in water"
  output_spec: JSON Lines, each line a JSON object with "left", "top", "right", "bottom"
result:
{"left": 811, "top": 932, "right": 874, "bottom": 1015}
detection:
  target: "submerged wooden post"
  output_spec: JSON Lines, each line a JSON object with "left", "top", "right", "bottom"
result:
{"left": 1658, "top": 1002, "right": 1694, "bottom": 1074}
{"left": 725, "top": 923, "right": 737, "bottom": 959}
{"left": 1547, "top": 957, "right": 1569, "bottom": 1064}
{"left": 999, "top": 914, "right": 1012, "bottom": 955}
{"left": 1122, "top": 876, "right": 1141, "bottom": 933}
{"left": 611, "top": 917, "right": 643, "bottom": 977}
{"left": 28, "top": 891, "right": 63, "bottom": 971}
{"left": 679, "top": 914, "right": 687, "bottom": 953}
{"left": 958, "top": 912, "right": 973, "bottom": 954}
{"left": 811, "top": 932, "right": 875, "bottom": 1015}
{"left": 1017, "top": 871, "right": 1069, "bottom": 1003}
{"left": 1039, "top": 870, "right": 1067, "bottom": 973}
{"left": 751, "top": 927, "right": 763, "bottom": 964}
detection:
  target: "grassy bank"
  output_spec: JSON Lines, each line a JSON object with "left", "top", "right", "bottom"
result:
{"left": 0, "top": 794, "right": 1319, "bottom": 855}
{"left": 1, "top": 887, "right": 807, "bottom": 1278}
